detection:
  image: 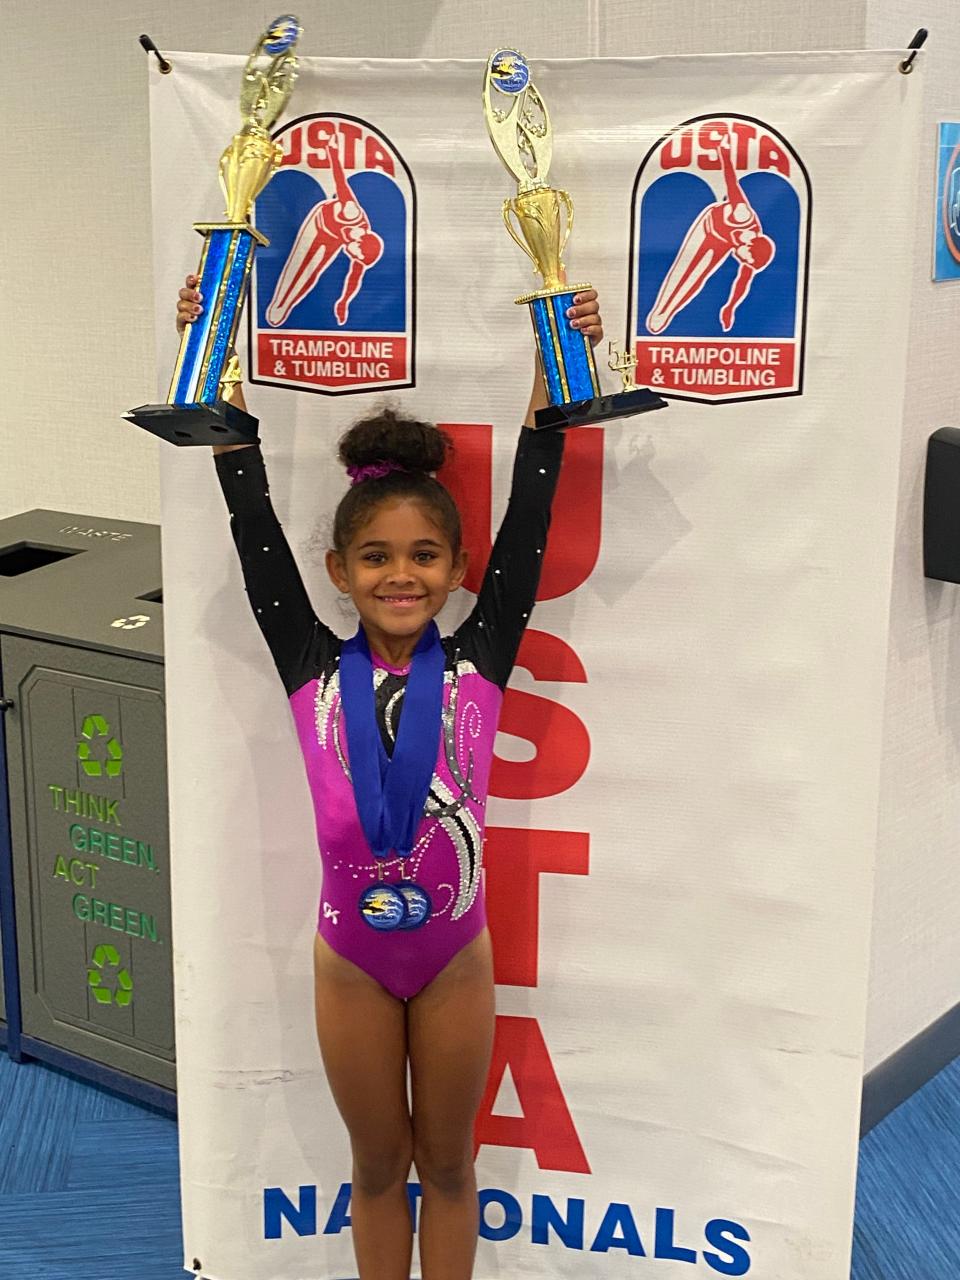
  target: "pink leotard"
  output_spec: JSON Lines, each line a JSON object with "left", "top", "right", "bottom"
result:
{"left": 215, "top": 427, "right": 564, "bottom": 998}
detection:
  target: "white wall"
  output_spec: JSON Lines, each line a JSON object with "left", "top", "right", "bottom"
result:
{"left": 861, "top": 0, "right": 960, "bottom": 1068}
{"left": 3, "top": 0, "right": 956, "bottom": 1072}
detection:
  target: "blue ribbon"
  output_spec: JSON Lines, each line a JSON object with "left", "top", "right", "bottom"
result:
{"left": 339, "top": 622, "right": 445, "bottom": 859}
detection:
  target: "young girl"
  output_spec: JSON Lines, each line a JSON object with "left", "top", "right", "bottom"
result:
{"left": 176, "top": 272, "right": 603, "bottom": 1280}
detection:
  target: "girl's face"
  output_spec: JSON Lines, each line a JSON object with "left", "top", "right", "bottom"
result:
{"left": 326, "top": 497, "right": 467, "bottom": 651}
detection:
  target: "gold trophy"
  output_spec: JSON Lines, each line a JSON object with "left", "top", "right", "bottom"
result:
{"left": 126, "top": 16, "right": 302, "bottom": 445}
{"left": 483, "top": 49, "right": 666, "bottom": 428}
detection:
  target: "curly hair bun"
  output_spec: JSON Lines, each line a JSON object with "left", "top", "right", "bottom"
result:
{"left": 337, "top": 407, "right": 451, "bottom": 475}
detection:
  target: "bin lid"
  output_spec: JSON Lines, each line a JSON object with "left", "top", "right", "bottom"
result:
{"left": 0, "top": 509, "right": 162, "bottom": 662}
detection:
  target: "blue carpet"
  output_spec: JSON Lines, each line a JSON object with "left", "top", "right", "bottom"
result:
{"left": 0, "top": 1046, "right": 956, "bottom": 1278}
{"left": 0, "top": 1053, "right": 183, "bottom": 1279}
{"left": 851, "top": 1054, "right": 960, "bottom": 1280}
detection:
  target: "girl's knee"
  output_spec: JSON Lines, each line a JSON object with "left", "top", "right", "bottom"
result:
{"left": 413, "top": 1138, "right": 475, "bottom": 1198}
{"left": 352, "top": 1135, "right": 413, "bottom": 1198}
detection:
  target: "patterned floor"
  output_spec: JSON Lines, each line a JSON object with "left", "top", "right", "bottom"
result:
{"left": 0, "top": 1045, "right": 953, "bottom": 1279}
{"left": 0, "top": 1051, "right": 181, "bottom": 1278}
{"left": 852, "top": 1056, "right": 960, "bottom": 1280}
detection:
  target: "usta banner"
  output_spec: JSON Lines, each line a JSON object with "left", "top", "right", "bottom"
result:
{"left": 151, "top": 51, "right": 919, "bottom": 1280}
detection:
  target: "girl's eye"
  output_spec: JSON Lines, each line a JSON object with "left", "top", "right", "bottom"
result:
{"left": 359, "top": 551, "right": 438, "bottom": 564}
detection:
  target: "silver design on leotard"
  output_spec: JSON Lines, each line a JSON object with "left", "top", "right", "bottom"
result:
{"left": 458, "top": 697, "right": 483, "bottom": 770}
{"left": 439, "top": 664, "right": 482, "bottom": 807}
{"left": 315, "top": 671, "right": 351, "bottom": 780}
{"left": 432, "top": 882, "right": 458, "bottom": 918}
{"left": 331, "top": 699, "right": 351, "bottom": 779}
{"left": 314, "top": 667, "right": 340, "bottom": 750}
{"left": 316, "top": 674, "right": 352, "bottom": 780}
{"left": 383, "top": 686, "right": 405, "bottom": 738}
{"left": 426, "top": 776, "right": 483, "bottom": 920}
{"left": 315, "top": 663, "right": 366, "bottom": 780}
{"left": 445, "top": 659, "right": 477, "bottom": 683}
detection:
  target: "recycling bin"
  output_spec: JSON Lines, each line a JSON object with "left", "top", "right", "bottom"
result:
{"left": 0, "top": 509, "right": 173, "bottom": 1098}
{"left": 0, "top": 653, "right": 10, "bottom": 1042}
{"left": 0, "top": 829, "right": 6, "bottom": 1039}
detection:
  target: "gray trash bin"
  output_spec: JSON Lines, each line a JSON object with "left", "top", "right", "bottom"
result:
{"left": 0, "top": 509, "right": 173, "bottom": 1095}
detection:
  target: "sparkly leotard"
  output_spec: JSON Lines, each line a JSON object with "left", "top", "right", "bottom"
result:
{"left": 215, "top": 427, "right": 564, "bottom": 999}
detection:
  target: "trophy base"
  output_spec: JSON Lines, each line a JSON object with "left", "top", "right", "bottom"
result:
{"left": 533, "top": 387, "right": 668, "bottom": 430}
{"left": 124, "top": 401, "right": 261, "bottom": 447}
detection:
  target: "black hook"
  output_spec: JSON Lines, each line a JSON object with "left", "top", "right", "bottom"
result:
{"left": 899, "top": 28, "right": 928, "bottom": 75}
{"left": 139, "top": 33, "right": 172, "bottom": 75}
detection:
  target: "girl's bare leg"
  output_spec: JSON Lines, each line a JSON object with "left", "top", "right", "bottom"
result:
{"left": 408, "top": 928, "right": 496, "bottom": 1280}
{"left": 313, "top": 933, "right": 413, "bottom": 1280}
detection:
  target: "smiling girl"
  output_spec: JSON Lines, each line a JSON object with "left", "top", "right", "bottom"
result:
{"left": 176, "top": 272, "right": 603, "bottom": 1279}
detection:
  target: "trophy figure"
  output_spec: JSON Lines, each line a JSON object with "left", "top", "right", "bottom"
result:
{"left": 608, "top": 340, "right": 639, "bottom": 392}
{"left": 126, "top": 16, "right": 302, "bottom": 446}
{"left": 483, "top": 49, "right": 666, "bottom": 429}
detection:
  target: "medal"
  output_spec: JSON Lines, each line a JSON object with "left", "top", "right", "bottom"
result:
{"left": 396, "top": 881, "right": 432, "bottom": 929}
{"left": 358, "top": 884, "right": 407, "bottom": 931}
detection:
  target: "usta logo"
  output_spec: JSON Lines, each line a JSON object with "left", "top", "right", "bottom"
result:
{"left": 249, "top": 114, "right": 416, "bottom": 396}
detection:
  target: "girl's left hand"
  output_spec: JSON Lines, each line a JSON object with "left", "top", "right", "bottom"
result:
{"left": 566, "top": 289, "right": 603, "bottom": 347}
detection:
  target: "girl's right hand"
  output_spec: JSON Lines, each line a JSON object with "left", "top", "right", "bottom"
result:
{"left": 176, "top": 274, "right": 203, "bottom": 334}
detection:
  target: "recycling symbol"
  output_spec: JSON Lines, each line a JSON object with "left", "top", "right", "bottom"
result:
{"left": 76, "top": 714, "right": 123, "bottom": 778}
{"left": 87, "top": 944, "right": 133, "bottom": 1007}
{"left": 111, "top": 614, "right": 150, "bottom": 630}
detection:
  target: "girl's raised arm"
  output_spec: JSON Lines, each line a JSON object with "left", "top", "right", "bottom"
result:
{"left": 177, "top": 275, "right": 339, "bottom": 695}
{"left": 454, "top": 289, "right": 603, "bottom": 688}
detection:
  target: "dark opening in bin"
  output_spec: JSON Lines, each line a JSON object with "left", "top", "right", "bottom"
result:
{"left": 0, "top": 544, "right": 82, "bottom": 577}
{"left": 137, "top": 589, "right": 162, "bottom": 604}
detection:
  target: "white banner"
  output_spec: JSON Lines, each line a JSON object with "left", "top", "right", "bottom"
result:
{"left": 152, "top": 52, "right": 921, "bottom": 1280}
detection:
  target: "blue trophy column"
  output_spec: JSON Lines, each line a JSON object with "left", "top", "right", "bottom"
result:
{"left": 527, "top": 289, "right": 601, "bottom": 406}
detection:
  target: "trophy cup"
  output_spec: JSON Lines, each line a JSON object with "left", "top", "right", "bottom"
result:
{"left": 483, "top": 49, "right": 667, "bottom": 429}
{"left": 126, "top": 16, "right": 302, "bottom": 446}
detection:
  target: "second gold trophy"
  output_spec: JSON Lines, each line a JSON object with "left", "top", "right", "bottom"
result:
{"left": 483, "top": 49, "right": 666, "bottom": 429}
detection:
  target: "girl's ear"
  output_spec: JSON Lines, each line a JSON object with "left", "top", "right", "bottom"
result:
{"left": 326, "top": 548, "right": 350, "bottom": 593}
{"left": 448, "top": 547, "right": 469, "bottom": 592}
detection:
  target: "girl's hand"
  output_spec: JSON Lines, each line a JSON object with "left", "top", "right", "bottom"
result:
{"left": 176, "top": 274, "right": 203, "bottom": 335}
{"left": 566, "top": 288, "right": 603, "bottom": 347}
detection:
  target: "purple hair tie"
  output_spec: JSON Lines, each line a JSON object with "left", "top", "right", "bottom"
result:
{"left": 346, "top": 460, "right": 407, "bottom": 486}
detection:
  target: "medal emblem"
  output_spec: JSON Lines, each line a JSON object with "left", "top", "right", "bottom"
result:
{"left": 359, "top": 884, "right": 407, "bottom": 931}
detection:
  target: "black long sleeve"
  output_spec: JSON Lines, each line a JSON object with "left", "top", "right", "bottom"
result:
{"left": 214, "top": 445, "right": 339, "bottom": 696}
{"left": 453, "top": 426, "right": 566, "bottom": 689}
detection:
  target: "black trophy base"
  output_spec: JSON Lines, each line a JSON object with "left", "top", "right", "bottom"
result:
{"left": 534, "top": 387, "right": 668, "bottom": 431}
{"left": 124, "top": 400, "right": 261, "bottom": 447}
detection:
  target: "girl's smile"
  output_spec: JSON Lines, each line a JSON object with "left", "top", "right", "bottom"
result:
{"left": 377, "top": 594, "right": 426, "bottom": 606}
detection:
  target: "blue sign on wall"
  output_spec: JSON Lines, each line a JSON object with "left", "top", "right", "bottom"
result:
{"left": 934, "top": 123, "right": 960, "bottom": 281}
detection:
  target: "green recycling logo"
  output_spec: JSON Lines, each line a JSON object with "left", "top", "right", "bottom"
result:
{"left": 87, "top": 944, "right": 133, "bottom": 1007}
{"left": 76, "top": 714, "right": 123, "bottom": 778}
